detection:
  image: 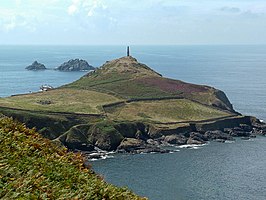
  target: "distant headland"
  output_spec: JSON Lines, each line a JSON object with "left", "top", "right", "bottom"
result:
{"left": 1, "top": 52, "right": 266, "bottom": 159}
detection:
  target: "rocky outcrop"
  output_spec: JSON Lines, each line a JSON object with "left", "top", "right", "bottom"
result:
{"left": 117, "top": 138, "right": 145, "bottom": 152}
{"left": 117, "top": 138, "right": 169, "bottom": 154}
{"left": 56, "top": 59, "right": 94, "bottom": 71}
{"left": 204, "top": 130, "right": 233, "bottom": 141}
{"left": 164, "top": 135, "right": 187, "bottom": 145}
{"left": 26, "top": 61, "right": 46, "bottom": 70}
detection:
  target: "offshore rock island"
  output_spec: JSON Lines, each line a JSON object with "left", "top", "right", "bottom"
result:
{"left": 56, "top": 58, "right": 95, "bottom": 71}
{"left": 1, "top": 55, "right": 265, "bottom": 157}
{"left": 26, "top": 61, "right": 46, "bottom": 70}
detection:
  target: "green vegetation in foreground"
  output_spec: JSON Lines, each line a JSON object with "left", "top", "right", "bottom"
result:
{"left": 106, "top": 99, "right": 231, "bottom": 123}
{"left": 0, "top": 116, "right": 146, "bottom": 199}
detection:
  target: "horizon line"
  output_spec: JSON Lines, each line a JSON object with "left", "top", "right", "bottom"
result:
{"left": 1, "top": 43, "right": 266, "bottom": 46}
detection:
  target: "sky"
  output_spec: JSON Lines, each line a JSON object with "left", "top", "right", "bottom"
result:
{"left": 0, "top": 0, "right": 266, "bottom": 45}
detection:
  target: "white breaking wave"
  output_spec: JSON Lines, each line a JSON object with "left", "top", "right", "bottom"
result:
{"left": 177, "top": 143, "right": 208, "bottom": 150}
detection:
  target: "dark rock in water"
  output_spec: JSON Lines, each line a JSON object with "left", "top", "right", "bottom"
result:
{"left": 117, "top": 138, "right": 169, "bottom": 154}
{"left": 251, "top": 120, "right": 266, "bottom": 135}
{"left": 204, "top": 130, "right": 233, "bottom": 141}
{"left": 134, "top": 148, "right": 170, "bottom": 154}
{"left": 252, "top": 128, "right": 264, "bottom": 135}
{"left": 228, "top": 127, "right": 251, "bottom": 137}
{"left": 26, "top": 61, "right": 46, "bottom": 70}
{"left": 241, "top": 137, "right": 251, "bottom": 140}
{"left": 214, "top": 139, "right": 226, "bottom": 143}
{"left": 233, "top": 131, "right": 250, "bottom": 137}
{"left": 56, "top": 59, "right": 94, "bottom": 71}
{"left": 164, "top": 135, "right": 187, "bottom": 145}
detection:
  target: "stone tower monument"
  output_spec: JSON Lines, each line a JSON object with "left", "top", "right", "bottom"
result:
{"left": 127, "top": 46, "right": 130, "bottom": 57}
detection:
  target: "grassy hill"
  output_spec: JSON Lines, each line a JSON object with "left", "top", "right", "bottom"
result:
{"left": 0, "top": 56, "right": 234, "bottom": 119}
{"left": 0, "top": 116, "right": 145, "bottom": 199}
{"left": 0, "top": 55, "right": 242, "bottom": 152}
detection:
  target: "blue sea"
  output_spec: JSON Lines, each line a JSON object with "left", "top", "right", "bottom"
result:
{"left": 1, "top": 45, "right": 266, "bottom": 200}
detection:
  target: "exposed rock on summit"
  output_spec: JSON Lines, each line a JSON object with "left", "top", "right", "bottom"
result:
{"left": 56, "top": 59, "right": 94, "bottom": 71}
{"left": 26, "top": 61, "right": 46, "bottom": 70}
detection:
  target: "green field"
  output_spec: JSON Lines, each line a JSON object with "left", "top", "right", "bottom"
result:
{"left": 106, "top": 99, "right": 231, "bottom": 123}
{"left": 0, "top": 88, "right": 122, "bottom": 114}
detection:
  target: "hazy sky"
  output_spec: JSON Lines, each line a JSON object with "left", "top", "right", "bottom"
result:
{"left": 1, "top": 0, "right": 266, "bottom": 45}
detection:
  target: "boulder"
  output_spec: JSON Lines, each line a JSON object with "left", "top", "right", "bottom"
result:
{"left": 189, "top": 132, "right": 208, "bottom": 141}
{"left": 26, "top": 61, "right": 46, "bottom": 70}
{"left": 56, "top": 59, "right": 94, "bottom": 71}
{"left": 164, "top": 135, "right": 187, "bottom": 145}
{"left": 117, "top": 138, "right": 145, "bottom": 152}
{"left": 117, "top": 138, "right": 145, "bottom": 151}
{"left": 117, "top": 138, "right": 169, "bottom": 154}
{"left": 146, "top": 139, "right": 161, "bottom": 146}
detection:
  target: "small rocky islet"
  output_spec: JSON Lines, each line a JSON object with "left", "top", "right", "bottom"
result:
{"left": 55, "top": 58, "right": 95, "bottom": 71}
{"left": 25, "top": 61, "right": 46, "bottom": 70}
{"left": 3, "top": 55, "right": 266, "bottom": 160}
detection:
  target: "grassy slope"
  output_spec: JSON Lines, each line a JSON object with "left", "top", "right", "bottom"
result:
{"left": 65, "top": 57, "right": 233, "bottom": 111}
{"left": 0, "top": 116, "right": 145, "bottom": 199}
{"left": 106, "top": 99, "right": 231, "bottom": 123}
{"left": 0, "top": 89, "right": 122, "bottom": 114}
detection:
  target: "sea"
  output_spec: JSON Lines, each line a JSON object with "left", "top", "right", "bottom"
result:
{"left": 0, "top": 45, "right": 266, "bottom": 200}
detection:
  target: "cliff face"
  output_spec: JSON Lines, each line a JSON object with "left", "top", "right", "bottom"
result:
{"left": 1, "top": 55, "right": 261, "bottom": 154}
{"left": 212, "top": 90, "right": 234, "bottom": 111}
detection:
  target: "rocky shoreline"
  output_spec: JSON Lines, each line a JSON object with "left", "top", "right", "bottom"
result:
{"left": 76, "top": 117, "right": 266, "bottom": 160}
